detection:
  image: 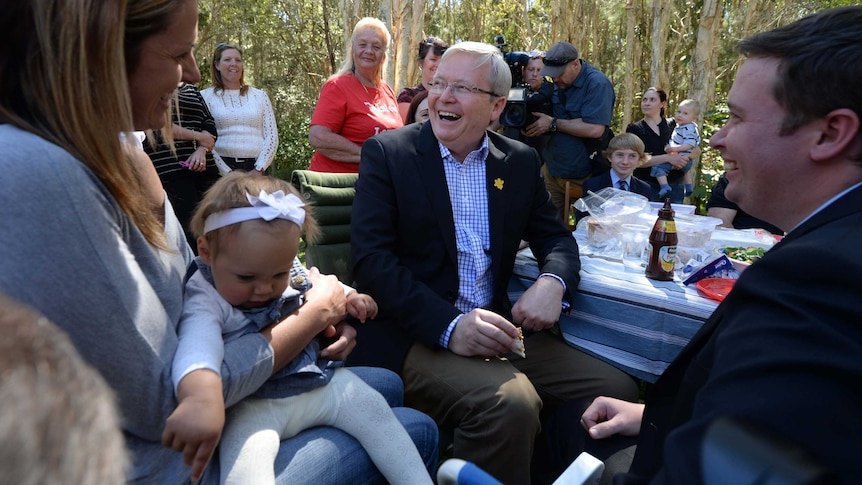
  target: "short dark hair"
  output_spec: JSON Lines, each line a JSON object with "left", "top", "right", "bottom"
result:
{"left": 418, "top": 37, "right": 449, "bottom": 61}
{"left": 738, "top": 6, "right": 862, "bottom": 140}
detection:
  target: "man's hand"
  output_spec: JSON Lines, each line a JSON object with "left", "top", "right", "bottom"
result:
{"left": 512, "top": 275, "right": 565, "bottom": 332}
{"left": 524, "top": 112, "right": 553, "bottom": 137}
{"left": 319, "top": 320, "right": 357, "bottom": 360}
{"left": 580, "top": 396, "right": 645, "bottom": 440}
{"left": 448, "top": 308, "right": 521, "bottom": 358}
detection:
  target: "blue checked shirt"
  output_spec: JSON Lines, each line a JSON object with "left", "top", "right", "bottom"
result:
{"left": 436, "top": 135, "right": 569, "bottom": 349}
{"left": 437, "top": 137, "right": 493, "bottom": 347}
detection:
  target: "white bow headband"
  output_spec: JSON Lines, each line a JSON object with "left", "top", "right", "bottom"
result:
{"left": 203, "top": 190, "right": 306, "bottom": 234}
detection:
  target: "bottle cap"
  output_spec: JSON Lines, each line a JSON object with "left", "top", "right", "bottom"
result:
{"left": 658, "top": 198, "right": 675, "bottom": 219}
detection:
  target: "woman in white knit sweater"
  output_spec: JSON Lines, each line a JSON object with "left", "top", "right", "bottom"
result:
{"left": 202, "top": 43, "right": 278, "bottom": 175}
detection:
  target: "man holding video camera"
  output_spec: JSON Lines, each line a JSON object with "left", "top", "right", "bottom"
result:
{"left": 500, "top": 50, "right": 554, "bottom": 155}
{"left": 526, "top": 41, "right": 615, "bottom": 219}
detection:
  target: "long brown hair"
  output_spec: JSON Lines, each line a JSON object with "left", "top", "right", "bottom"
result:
{"left": 0, "top": 0, "right": 188, "bottom": 248}
{"left": 210, "top": 42, "right": 250, "bottom": 96}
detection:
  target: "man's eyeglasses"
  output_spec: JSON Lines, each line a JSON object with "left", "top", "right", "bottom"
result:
{"left": 528, "top": 50, "right": 545, "bottom": 59}
{"left": 428, "top": 79, "right": 501, "bottom": 98}
{"left": 542, "top": 57, "right": 575, "bottom": 67}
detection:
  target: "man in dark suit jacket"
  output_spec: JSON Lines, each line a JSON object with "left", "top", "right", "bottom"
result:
{"left": 349, "top": 41, "right": 638, "bottom": 483}
{"left": 577, "top": 8, "right": 862, "bottom": 483}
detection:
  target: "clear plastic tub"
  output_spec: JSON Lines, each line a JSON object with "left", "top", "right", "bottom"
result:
{"left": 575, "top": 187, "right": 650, "bottom": 224}
{"left": 674, "top": 214, "right": 723, "bottom": 248}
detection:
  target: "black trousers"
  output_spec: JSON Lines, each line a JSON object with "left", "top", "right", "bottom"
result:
{"left": 221, "top": 156, "right": 258, "bottom": 172}
{"left": 533, "top": 398, "right": 639, "bottom": 484}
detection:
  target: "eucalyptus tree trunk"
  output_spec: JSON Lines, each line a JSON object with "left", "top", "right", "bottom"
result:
{"left": 551, "top": 0, "right": 584, "bottom": 49}
{"left": 340, "top": 0, "right": 361, "bottom": 47}
{"left": 322, "top": 0, "right": 336, "bottom": 74}
{"left": 687, "top": 0, "right": 723, "bottom": 191}
{"left": 650, "top": 0, "right": 671, "bottom": 90}
{"left": 384, "top": 0, "right": 405, "bottom": 87}
{"left": 584, "top": 0, "right": 600, "bottom": 62}
{"left": 405, "top": 0, "right": 426, "bottom": 89}
{"left": 570, "top": 1, "right": 586, "bottom": 55}
{"left": 689, "top": 0, "right": 722, "bottom": 116}
{"left": 622, "top": 0, "right": 637, "bottom": 128}
{"left": 522, "top": 0, "right": 533, "bottom": 49}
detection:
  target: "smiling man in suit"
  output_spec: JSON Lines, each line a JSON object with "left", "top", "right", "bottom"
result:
{"left": 349, "top": 41, "right": 638, "bottom": 483}
{"left": 574, "top": 7, "right": 862, "bottom": 484}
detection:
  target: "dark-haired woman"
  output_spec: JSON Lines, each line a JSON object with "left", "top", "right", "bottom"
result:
{"left": 144, "top": 82, "right": 219, "bottom": 247}
{"left": 626, "top": 87, "right": 692, "bottom": 202}
{"left": 397, "top": 37, "right": 449, "bottom": 122}
{"left": 405, "top": 89, "right": 430, "bottom": 124}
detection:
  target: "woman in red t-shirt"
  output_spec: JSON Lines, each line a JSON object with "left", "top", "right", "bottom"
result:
{"left": 308, "top": 18, "right": 403, "bottom": 173}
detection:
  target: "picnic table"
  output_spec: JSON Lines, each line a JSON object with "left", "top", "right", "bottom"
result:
{"left": 508, "top": 248, "right": 718, "bottom": 383}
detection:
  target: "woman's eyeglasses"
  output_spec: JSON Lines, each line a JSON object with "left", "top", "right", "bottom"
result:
{"left": 542, "top": 57, "right": 575, "bottom": 67}
{"left": 427, "top": 79, "right": 501, "bottom": 98}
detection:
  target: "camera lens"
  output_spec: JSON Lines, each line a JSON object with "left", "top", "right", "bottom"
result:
{"left": 501, "top": 103, "right": 527, "bottom": 128}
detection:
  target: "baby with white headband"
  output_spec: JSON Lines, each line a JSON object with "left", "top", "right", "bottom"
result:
{"left": 162, "top": 172, "right": 433, "bottom": 485}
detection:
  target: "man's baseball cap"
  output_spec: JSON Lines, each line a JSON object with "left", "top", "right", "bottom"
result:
{"left": 540, "top": 42, "right": 579, "bottom": 77}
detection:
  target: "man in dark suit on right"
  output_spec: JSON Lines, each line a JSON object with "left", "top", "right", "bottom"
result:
{"left": 575, "top": 6, "right": 862, "bottom": 483}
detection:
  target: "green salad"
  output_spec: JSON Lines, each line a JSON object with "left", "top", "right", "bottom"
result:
{"left": 724, "top": 246, "right": 766, "bottom": 262}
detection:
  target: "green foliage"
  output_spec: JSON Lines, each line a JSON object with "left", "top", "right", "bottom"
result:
{"left": 194, "top": 0, "right": 851, "bottom": 199}
{"left": 268, "top": 85, "right": 316, "bottom": 181}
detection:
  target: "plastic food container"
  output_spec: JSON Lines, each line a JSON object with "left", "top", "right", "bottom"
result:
{"left": 674, "top": 214, "right": 723, "bottom": 248}
{"left": 576, "top": 187, "right": 650, "bottom": 225}
{"left": 576, "top": 188, "right": 650, "bottom": 248}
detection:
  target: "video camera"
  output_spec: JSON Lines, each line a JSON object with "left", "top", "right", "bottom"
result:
{"left": 494, "top": 35, "right": 550, "bottom": 128}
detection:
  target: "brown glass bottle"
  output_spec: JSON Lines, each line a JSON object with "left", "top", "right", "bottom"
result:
{"left": 645, "top": 199, "right": 678, "bottom": 281}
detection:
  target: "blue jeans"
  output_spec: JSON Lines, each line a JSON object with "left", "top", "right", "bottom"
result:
{"left": 200, "top": 367, "right": 438, "bottom": 484}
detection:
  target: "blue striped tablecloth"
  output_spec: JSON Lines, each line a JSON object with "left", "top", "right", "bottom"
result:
{"left": 508, "top": 249, "right": 718, "bottom": 382}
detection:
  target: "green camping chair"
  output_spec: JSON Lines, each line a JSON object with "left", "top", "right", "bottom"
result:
{"left": 290, "top": 170, "right": 359, "bottom": 284}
